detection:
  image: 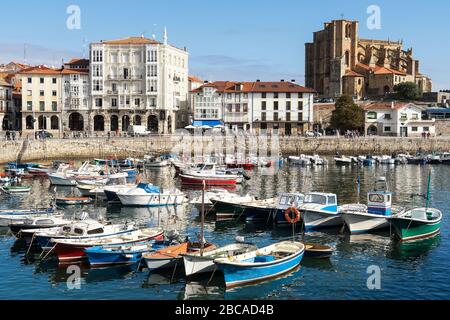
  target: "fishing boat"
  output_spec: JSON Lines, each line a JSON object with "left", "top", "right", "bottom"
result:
{"left": 334, "top": 156, "right": 352, "bottom": 165}
{"left": 389, "top": 208, "right": 442, "bottom": 242}
{"left": 388, "top": 171, "right": 442, "bottom": 241}
{"left": 240, "top": 197, "right": 279, "bottom": 224}
{"left": 143, "top": 241, "right": 216, "bottom": 271}
{"left": 25, "top": 219, "right": 136, "bottom": 249}
{"left": 288, "top": 155, "right": 311, "bottom": 166}
{"left": 189, "top": 189, "right": 230, "bottom": 212}
{"left": 341, "top": 177, "right": 404, "bottom": 234}
{"left": 9, "top": 216, "right": 72, "bottom": 237}
{"left": 0, "top": 207, "right": 56, "bottom": 227}
{"left": 300, "top": 192, "right": 342, "bottom": 229}
{"left": 50, "top": 227, "right": 165, "bottom": 263}
{"left": 182, "top": 242, "right": 257, "bottom": 277}
{"left": 209, "top": 193, "right": 257, "bottom": 221}
{"left": 0, "top": 185, "right": 31, "bottom": 194}
{"left": 55, "top": 197, "right": 94, "bottom": 206}
{"left": 375, "top": 155, "right": 396, "bottom": 165}
{"left": 214, "top": 241, "right": 305, "bottom": 288}
{"left": 180, "top": 164, "right": 243, "bottom": 186}
{"left": 85, "top": 240, "right": 173, "bottom": 267}
{"left": 103, "top": 184, "right": 135, "bottom": 204}
{"left": 144, "top": 155, "right": 170, "bottom": 168}
{"left": 116, "top": 183, "right": 186, "bottom": 207}
{"left": 304, "top": 243, "right": 334, "bottom": 259}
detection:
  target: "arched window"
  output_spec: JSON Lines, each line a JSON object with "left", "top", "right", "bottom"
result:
{"left": 110, "top": 115, "right": 119, "bottom": 132}
{"left": 26, "top": 116, "right": 34, "bottom": 130}
{"left": 345, "top": 24, "right": 351, "bottom": 38}
{"left": 38, "top": 116, "right": 47, "bottom": 130}
{"left": 367, "top": 112, "right": 377, "bottom": 120}
{"left": 345, "top": 51, "right": 350, "bottom": 66}
{"left": 69, "top": 113, "right": 84, "bottom": 131}
{"left": 133, "top": 115, "right": 142, "bottom": 126}
{"left": 148, "top": 115, "right": 158, "bottom": 133}
{"left": 50, "top": 116, "right": 59, "bottom": 130}
{"left": 94, "top": 115, "right": 105, "bottom": 131}
{"left": 122, "top": 115, "right": 130, "bottom": 132}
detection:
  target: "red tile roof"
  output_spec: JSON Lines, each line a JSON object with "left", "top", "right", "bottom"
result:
{"left": 356, "top": 63, "right": 406, "bottom": 76}
{"left": 362, "top": 102, "right": 410, "bottom": 111}
{"left": 192, "top": 81, "right": 315, "bottom": 94}
{"left": 19, "top": 65, "right": 62, "bottom": 75}
{"left": 100, "top": 36, "right": 161, "bottom": 45}
{"left": 343, "top": 69, "right": 364, "bottom": 77}
{"left": 188, "top": 76, "right": 203, "bottom": 83}
{"left": 61, "top": 69, "right": 89, "bottom": 75}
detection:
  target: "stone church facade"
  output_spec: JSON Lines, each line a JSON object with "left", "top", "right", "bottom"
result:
{"left": 305, "top": 19, "right": 432, "bottom": 100}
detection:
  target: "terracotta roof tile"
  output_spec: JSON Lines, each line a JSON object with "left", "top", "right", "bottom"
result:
{"left": 188, "top": 76, "right": 203, "bottom": 83}
{"left": 343, "top": 69, "right": 364, "bottom": 77}
{"left": 363, "top": 102, "right": 410, "bottom": 111}
{"left": 100, "top": 36, "right": 161, "bottom": 45}
{"left": 192, "top": 81, "right": 315, "bottom": 94}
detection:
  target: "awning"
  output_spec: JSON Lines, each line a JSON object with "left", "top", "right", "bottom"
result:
{"left": 192, "top": 120, "right": 223, "bottom": 127}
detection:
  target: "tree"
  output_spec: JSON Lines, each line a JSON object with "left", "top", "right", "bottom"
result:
{"left": 330, "top": 95, "right": 364, "bottom": 132}
{"left": 393, "top": 82, "right": 422, "bottom": 100}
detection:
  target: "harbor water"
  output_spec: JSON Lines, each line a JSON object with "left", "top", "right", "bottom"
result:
{"left": 0, "top": 162, "right": 449, "bottom": 300}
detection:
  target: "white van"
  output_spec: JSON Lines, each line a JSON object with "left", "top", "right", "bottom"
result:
{"left": 128, "top": 125, "right": 150, "bottom": 137}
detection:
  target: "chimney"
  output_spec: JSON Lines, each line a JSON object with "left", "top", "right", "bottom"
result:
{"left": 391, "top": 101, "right": 395, "bottom": 109}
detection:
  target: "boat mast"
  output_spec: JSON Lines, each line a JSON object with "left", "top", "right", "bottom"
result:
{"left": 200, "top": 179, "right": 206, "bottom": 256}
{"left": 425, "top": 169, "right": 431, "bottom": 211}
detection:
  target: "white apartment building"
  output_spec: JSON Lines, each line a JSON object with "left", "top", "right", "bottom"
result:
{"left": 191, "top": 81, "right": 315, "bottom": 135}
{"left": 61, "top": 59, "right": 90, "bottom": 132}
{"left": 20, "top": 66, "right": 63, "bottom": 137}
{"left": 0, "top": 78, "right": 13, "bottom": 131}
{"left": 89, "top": 31, "right": 189, "bottom": 134}
{"left": 365, "top": 102, "right": 435, "bottom": 137}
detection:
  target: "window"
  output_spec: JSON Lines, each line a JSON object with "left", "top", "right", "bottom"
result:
{"left": 298, "top": 112, "right": 303, "bottom": 121}
{"left": 298, "top": 101, "right": 303, "bottom": 111}
{"left": 412, "top": 114, "right": 419, "bottom": 120}
{"left": 52, "top": 102, "right": 57, "bottom": 111}
{"left": 40, "top": 78, "right": 44, "bottom": 84}
{"left": 27, "top": 101, "right": 32, "bottom": 111}
{"left": 27, "top": 78, "right": 32, "bottom": 84}
{"left": 27, "top": 90, "right": 32, "bottom": 96}
{"left": 384, "top": 114, "right": 391, "bottom": 120}
{"left": 88, "top": 228, "right": 104, "bottom": 235}
{"left": 262, "top": 101, "right": 267, "bottom": 111}
{"left": 424, "top": 127, "right": 430, "bottom": 132}
{"left": 262, "top": 93, "right": 267, "bottom": 99}
{"left": 274, "top": 112, "right": 279, "bottom": 121}
{"left": 286, "top": 93, "right": 291, "bottom": 99}
{"left": 286, "top": 113, "right": 291, "bottom": 121}
{"left": 111, "top": 98, "right": 117, "bottom": 107}
{"left": 52, "top": 90, "right": 57, "bottom": 97}
{"left": 400, "top": 113, "right": 408, "bottom": 121}
{"left": 412, "top": 127, "right": 418, "bottom": 132}
{"left": 95, "top": 98, "right": 103, "bottom": 107}
{"left": 52, "top": 78, "right": 57, "bottom": 84}
{"left": 262, "top": 112, "right": 266, "bottom": 121}
{"left": 39, "top": 102, "right": 45, "bottom": 111}
{"left": 274, "top": 101, "right": 279, "bottom": 111}
{"left": 367, "top": 112, "right": 377, "bottom": 119}
{"left": 40, "top": 90, "right": 44, "bottom": 96}
{"left": 384, "top": 126, "right": 391, "bottom": 132}
{"left": 286, "top": 101, "right": 291, "bottom": 111}
{"left": 135, "top": 98, "right": 140, "bottom": 106}
{"left": 274, "top": 93, "right": 279, "bottom": 99}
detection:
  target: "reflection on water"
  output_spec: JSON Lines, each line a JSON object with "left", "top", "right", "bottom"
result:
{"left": 0, "top": 162, "right": 449, "bottom": 299}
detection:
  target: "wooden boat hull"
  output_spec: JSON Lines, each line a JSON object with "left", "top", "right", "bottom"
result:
{"left": 304, "top": 243, "right": 333, "bottom": 259}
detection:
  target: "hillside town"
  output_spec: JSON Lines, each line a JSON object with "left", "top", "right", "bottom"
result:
{"left": 1, "top": 19, "right": 449, "bottom": 139}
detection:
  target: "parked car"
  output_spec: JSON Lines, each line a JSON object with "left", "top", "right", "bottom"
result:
{"left": 305, "top": 131, "right": 322, "bottom": 137}
{"left": 36, "top": 130, "right": 53, "bottom": 139}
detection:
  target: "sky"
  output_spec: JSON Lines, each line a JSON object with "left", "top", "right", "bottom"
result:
{"left": 0, "top": 0, "right": 449, "bottom": 90}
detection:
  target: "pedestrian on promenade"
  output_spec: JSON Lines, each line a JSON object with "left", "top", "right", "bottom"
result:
{"left": 427, "top": 132, "right": 431, "bottom": 139}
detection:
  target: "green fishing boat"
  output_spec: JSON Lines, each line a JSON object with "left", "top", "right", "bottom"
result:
{"left": 388, "top": 171, "right": 442, "bottom": 242}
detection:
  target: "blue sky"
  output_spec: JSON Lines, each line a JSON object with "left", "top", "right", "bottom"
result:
{"left": 0, "top": 0, "right": 448, "bottom": 89}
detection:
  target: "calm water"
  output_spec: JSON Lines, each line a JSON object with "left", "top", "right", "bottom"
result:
{"left": 1, "top": 162, "right": 449, "bottom": 300}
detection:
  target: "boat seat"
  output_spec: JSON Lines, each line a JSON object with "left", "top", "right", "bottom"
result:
{"left": 254, "top": 255, "right": 275, "bottom": 263}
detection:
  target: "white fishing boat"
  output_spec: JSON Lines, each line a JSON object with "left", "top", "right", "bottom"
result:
{"left": 375, "top": 155, "right": 395, "bottom": 165}
{"left": 341, "top": 177, "right": 404, "bottom": 234}
{"left": 288, "top": 155, "right": 311, "bottom": 166}
{"left": 182, "top": 242, "right": 258, "bottom": 277}
{"left": 117, "top": 183, "right": 186, "bottom": 207}
{"left": 144, "top": 155, "right": 170, "bottom": 168}
{"left": 189, "top": 189, "right": 230, "bottom": 211}
{"left": 300, "top": 192, "right": 342, "bottom": 229}
{"left": 334, "top": 156, "right": 352, "bottom": 165}
{"left": 0, "top": 207, "right": 58, "bottom": 227}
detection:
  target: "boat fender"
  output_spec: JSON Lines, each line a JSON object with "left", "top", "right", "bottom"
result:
{"left": 285, "top": 207, "right": 301, "bottom": 224}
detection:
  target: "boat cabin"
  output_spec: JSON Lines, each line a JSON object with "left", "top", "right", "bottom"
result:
{"left": 277, "top": 193, "right": 304, "bottom": 210}
{"left": 302, "top": 193, "right": 338, "bottom": 213}
{"left": 60, "top": 221, "right": 107, "bottom": 236}
{"left": 367, "top": 177, "right": 392, "bottom": 216}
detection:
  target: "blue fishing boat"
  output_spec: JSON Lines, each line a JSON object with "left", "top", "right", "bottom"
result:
{"left": 214, "top": 241, "right": 305, "bottom": 288}
{"left": 300, "top": 192, "right": 342, "bottom": 229}
{"left": 85, "top": 240, "right": 172, "bottom": 267}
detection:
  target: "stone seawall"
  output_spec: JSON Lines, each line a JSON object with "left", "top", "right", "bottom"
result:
{"left": 1, "top": 136, "right": 450, "bottom": 164}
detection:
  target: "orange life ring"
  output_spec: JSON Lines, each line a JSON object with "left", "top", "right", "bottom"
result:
{"left": 285, "top": 207, "right": 301, "bottom": 224}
